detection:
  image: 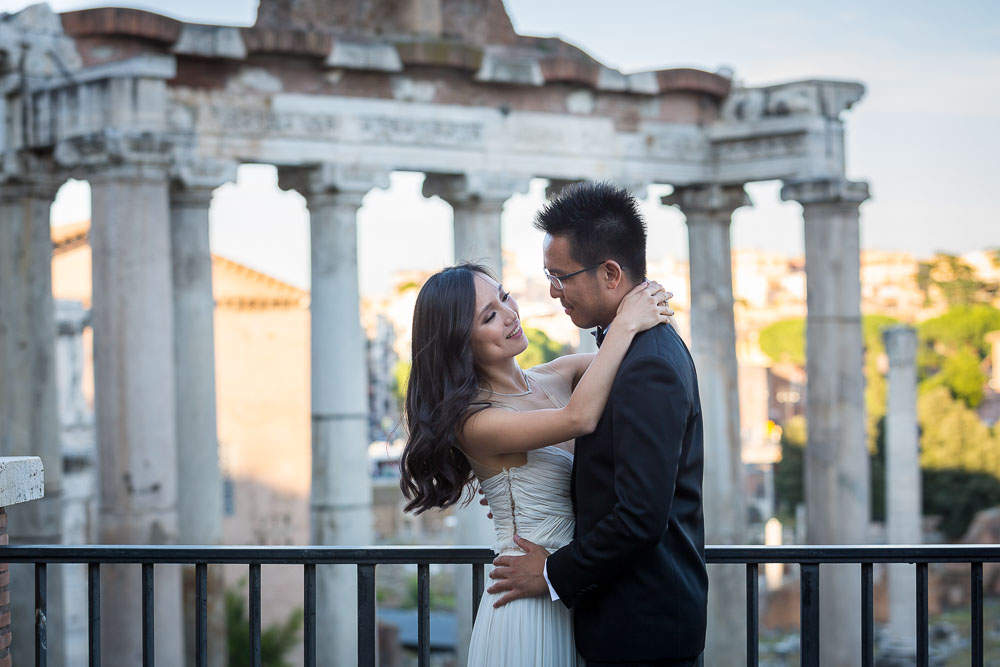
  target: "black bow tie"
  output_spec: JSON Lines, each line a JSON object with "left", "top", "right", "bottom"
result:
{"left": 591, "top": 327, "right": 607, "bottom": 348}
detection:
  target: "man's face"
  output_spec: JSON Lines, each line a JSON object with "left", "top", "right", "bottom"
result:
{"left": 542, "top": 234, "right": 609, "bottom": 329}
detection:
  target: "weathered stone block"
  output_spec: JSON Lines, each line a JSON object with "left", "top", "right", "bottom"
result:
{"left": 0, "top": 458, "right": 44, "bottom": 507}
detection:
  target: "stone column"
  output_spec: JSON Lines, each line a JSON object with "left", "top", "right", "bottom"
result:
{"left": 280, "top": 163, "right": 385, "bottom": 667}
{"left": 54, "top": 299, "right": 95, "bottom": 666}
{"left": 424, "top": 173, "right": 528, "bottom": 275}
{"left": 0, "top": 175, "right": 69, "bottom": 667}
{"left": 170, "top": 161, "right": 236, "bottom": 667}
{"left": 664, "top": 183, "right": 749, "bottom": 666}
{"left": 781, "top": 178, "right": 870, "bottom": 667}
{"left": 89, "top": 163, "right": 183, "bottom": 666}
{"left": 423, "top": 172, "right": 528, "bottom": 665}
{"left": 884, "top": 326, "right": 920, "bottom": 655}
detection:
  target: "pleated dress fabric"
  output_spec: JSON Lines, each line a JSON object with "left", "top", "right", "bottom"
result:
{"left": 465, "top": 363, "right": 586, "bottom": 666}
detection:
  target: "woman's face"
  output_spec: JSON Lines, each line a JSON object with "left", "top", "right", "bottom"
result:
{"left": 469, "top": 272, "right": 528, "bottom": 365}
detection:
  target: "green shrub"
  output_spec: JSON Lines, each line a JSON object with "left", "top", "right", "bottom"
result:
{"left": 226, "top": 582, "right": 303, "bottom": 667}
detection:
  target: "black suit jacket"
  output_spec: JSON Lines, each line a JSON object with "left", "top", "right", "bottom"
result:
{"left": 546, "top": 323, "right": 708, "bottom": 662}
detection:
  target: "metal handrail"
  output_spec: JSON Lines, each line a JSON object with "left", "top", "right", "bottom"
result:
{"left": 1, "top": 544, "right": 996, "bottom": 667}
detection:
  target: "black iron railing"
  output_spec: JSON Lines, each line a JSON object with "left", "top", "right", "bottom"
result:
{"left": 1, "top": 544, "right": 997, "bottom": 667}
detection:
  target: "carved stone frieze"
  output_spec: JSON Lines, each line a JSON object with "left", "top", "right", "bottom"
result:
{"left": 357, "top": 116, "right": 484, "bottom": 147}
{"left": 644, "top": 130, "right": 710, "bottom": 162}
{"left": 187, "top": 104, "right": 341, "bottom": 138}
{"left": 721, "top": 80, "right": 864, "bottom": 122}
{"left": 0, "top": 4, "right": 82, "bottom": 78}
{"left": 712, "top": 134, "right": 809, "bottom": 163}
{"left": 53, "top": 129, "right": 172, "bottom": 170}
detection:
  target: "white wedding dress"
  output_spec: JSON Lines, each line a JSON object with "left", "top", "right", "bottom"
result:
{"left": 465, "top": 364, "right": 585, "bottom": 666}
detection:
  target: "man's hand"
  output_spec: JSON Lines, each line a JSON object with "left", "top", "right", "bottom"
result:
{"left": 487, "top": 535, "right": 550, "bottom": 607}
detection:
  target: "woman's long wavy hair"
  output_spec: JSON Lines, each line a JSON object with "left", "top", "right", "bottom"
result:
{"left": 399, "top": 264, "right": 493, "bottom": 514}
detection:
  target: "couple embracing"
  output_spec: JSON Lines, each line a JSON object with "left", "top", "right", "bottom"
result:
{"left": 400, "top": 182, "right": 708, "bottom": 666}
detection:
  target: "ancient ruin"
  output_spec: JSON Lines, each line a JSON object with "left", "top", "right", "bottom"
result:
{"left": 0, "top": 0, "right": 871, "bottom": 664}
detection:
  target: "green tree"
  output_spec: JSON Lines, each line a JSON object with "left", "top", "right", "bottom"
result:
{"left": 916, "top": 305, "right": 1000, "bottom": 407}
{"left": 915, "top": 254, "right": 998, "bottom": 307}
{"left": 517, "top": 327, "right": 566, "bottom": 369}
{"left": 863, "top": 315, "right": 899, "bottom": 451}
{"left": 918, "top": 304, "right": 1000, "bottom": 361}
{"left": 922, "top": 468, "right": 1000, "bottom": 540}
{"left": 391, "top": 359, "right": 411, "bottom": 410}
{"left": 758, "top": 319, "right": 805, "bottom": 367}
{"left": 917, "top": 386, "right": 1000, "bottom": 476}
{"left": 226, "top": 583, "right": 303, "bottom": 667}
{"left": 921, "top": 347, "right": 988, "bottom": 408}
{"left": 759, "top": 315, "right": 898, "bottom": 451}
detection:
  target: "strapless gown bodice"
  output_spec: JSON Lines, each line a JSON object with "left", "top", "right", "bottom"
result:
{"left": 479, "top": 446, "right": 576, "bottom": 556}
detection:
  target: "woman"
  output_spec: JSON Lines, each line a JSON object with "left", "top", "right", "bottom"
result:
{"left": 399, "top": 263, "right": 672, "bottom": 665}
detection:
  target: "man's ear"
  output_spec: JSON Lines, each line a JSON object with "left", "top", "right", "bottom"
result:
{"left": 601, "top": 260, "right": 625, "bottom": 290}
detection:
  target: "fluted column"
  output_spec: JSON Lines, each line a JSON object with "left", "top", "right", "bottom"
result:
{"left": 89, "top": 162, "right": 183, "bottom": 665}
{"left": 280, "top": 163, "right": 385, "bottom": 667}
{"left": 0, "top": 174, "right": 68, "bottom": 666}
{"left": 884, "top": 326, "right": 920, "bottom": 655}
{"left": 170, "top": 160, "right": 235, "bottom": 667}
{"left": 781, "top": 178, "right": 870, "bottom": 667}
{"left": 664, "top": 183, "right": 749, "bottom": 666}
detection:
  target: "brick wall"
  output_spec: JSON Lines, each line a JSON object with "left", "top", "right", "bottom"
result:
{"left": 0, "top": 507, "right": 10, "bottom": 667}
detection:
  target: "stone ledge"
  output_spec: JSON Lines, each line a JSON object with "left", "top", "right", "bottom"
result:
{"left": 0, "top": 458, "right": 44, "bottom": 507}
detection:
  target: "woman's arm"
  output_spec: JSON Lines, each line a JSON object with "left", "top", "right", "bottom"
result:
{"left": 540, "top": 287, "right": 673, "bottom": 390}
{"left": 545, "top": 353, "right": 595, "bottom": 391}
{"left": 459, "top": 282, "right": 669, "bottom": 458}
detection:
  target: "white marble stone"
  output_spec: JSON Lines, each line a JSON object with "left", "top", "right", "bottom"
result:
{"left": 476, "top": 48, "right": 543, "bottom": 86}
{"left": 781, "top": 177, "right": 871, "bottom": 667}
{"left": 326, "top": 39, "right": 403, "bottom": 72}
{"left": 884, "top": 326, "right": 920, "bottom": 654}
{"left": 173, "top": 24, "right": 247, "bottom": 60}
{"left": 170, "top": 175, "right": 229, "bottom": 666}
{"left": 665, "top": 183, "right": 750, "bottom": 666}
{"left": 279, "top": 164, "right": 378, "bottom": 667}
{"left": 89, "top": 163, "right": 183, "bottom": 666}
{"left": 0, "top": 457, "right": 44, "bottom": 506}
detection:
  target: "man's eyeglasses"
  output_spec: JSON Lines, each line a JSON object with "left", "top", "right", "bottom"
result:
{"left": 544, "top": 262, "right": 605, "bottom": 290}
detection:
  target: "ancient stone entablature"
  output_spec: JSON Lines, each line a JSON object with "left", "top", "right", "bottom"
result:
{"left": 1, "top": 0, "right": 867, "bottom": 194}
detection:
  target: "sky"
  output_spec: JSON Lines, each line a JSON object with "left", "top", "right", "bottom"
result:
{"left": 9, "top": 0, "right": 1000, "bottom": 293}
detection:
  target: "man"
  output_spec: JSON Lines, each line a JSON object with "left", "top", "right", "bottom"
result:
{"left": 487, "top": 181, "right": 708, "bottom": 666}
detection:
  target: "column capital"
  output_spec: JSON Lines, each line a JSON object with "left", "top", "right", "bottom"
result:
{"left": 170, "top": 158, "right": 238, "bottom": 202}
{"left": 544, "top": 178, "right": 582, "bottom": 201}
{"left": 86, "top": 161, "right": 170, "bottom": 186}
{"left": 780, "top": 178, "right": 870, "bottom": 206}
{"left": 0, "top": 176, "right": 63, "bottom": 203}
{"left": 883, "top": 326, "right": 918, "bottom": 363}
{"left": 423, "top": 172, "right": 530, "bottom": 207}
{"left": 662, "top": 183, "right": 751, "bottom": 218}
{"left": 278, "top": 163, "right": 390, "bottom": 205}
{"left": 0, "top": 155, "right": 63, "bottom": 201}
